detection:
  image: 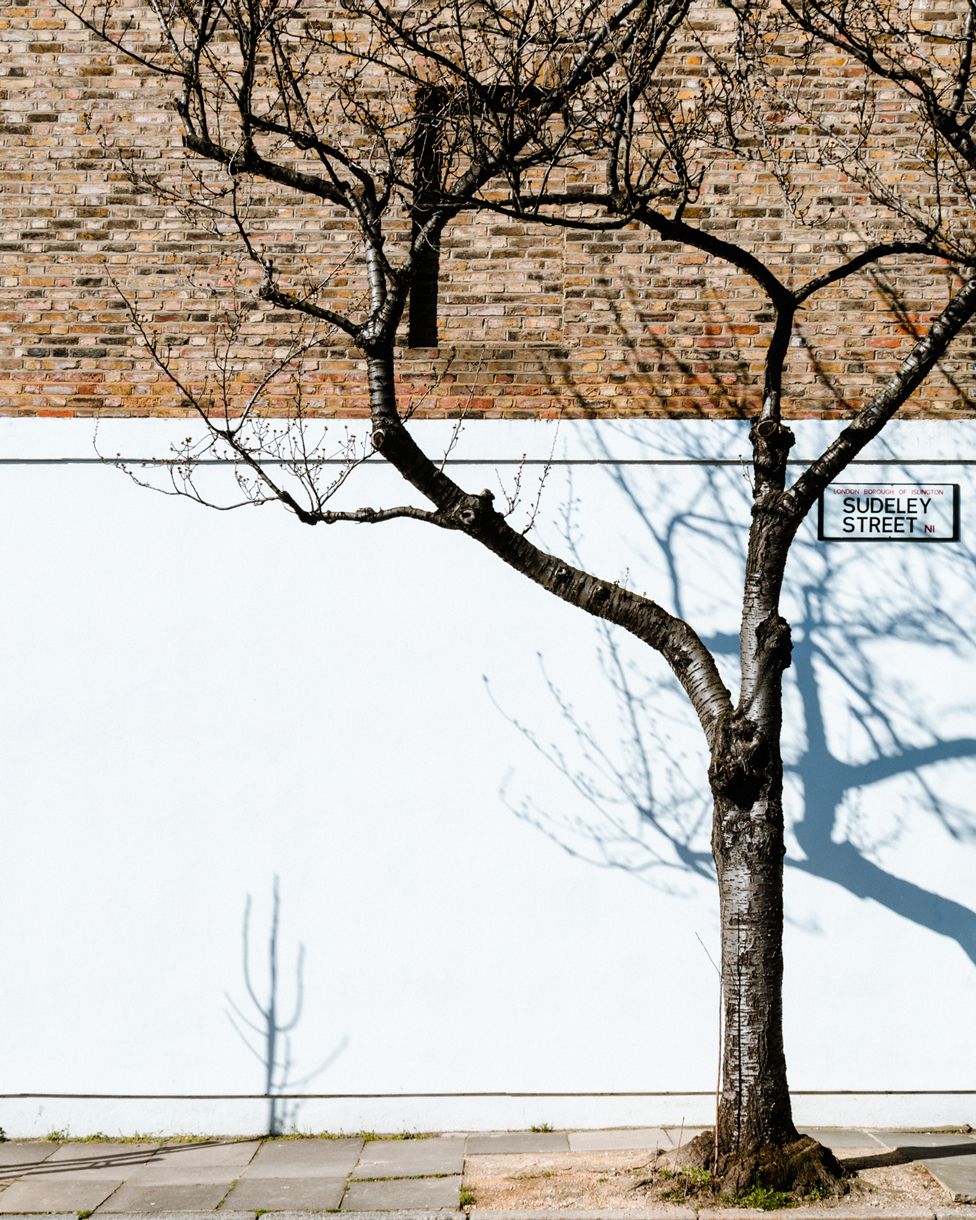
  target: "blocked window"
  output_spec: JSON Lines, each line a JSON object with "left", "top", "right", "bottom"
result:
{"left": 408, "top": 85, "right": 446, "bottom": 348}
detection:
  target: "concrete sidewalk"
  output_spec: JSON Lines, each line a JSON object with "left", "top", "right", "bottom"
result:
{"left": 0, "top": 1128, "right": 974, "bottom": 1217}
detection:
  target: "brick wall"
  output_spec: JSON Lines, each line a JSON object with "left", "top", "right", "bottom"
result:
{"left": 1, "top": 0, "right": 974, "bottom": 418}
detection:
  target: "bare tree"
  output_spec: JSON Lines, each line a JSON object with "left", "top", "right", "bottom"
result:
{"left": 56, "top": 0, "right": 976, "bottom": 1193}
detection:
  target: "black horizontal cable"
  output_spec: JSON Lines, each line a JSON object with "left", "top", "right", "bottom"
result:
{"left": 2, "top": 1089, "right": 974, "bottom": 1100}
{"left": 0, "top": 458, "right": 972, "bottom": 468}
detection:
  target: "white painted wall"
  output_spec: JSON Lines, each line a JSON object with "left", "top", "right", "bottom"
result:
{"left": 0, "top": 418, "right": 973, "bottom": 1137}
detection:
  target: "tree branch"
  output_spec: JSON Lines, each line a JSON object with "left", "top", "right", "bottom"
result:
{"left": 304, "top": 504, "right": 448, "bottom": 526}
{"left": 368, "top": 404, "right": 733, "bottom": 740}
{"left": 795, "top": 243, "right": 972, "bottom": 304}
{"left": 787, "top": 274, "right": 976, "bottom": 520}
{"left": 182, "top": 132, "right": 352, "bottom": 209}
{"left": 257, "top": 283, "right": 360, "bottom": 339}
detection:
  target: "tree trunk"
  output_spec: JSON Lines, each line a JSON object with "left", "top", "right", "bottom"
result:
{"left": 692, "top": 675, "right": 844, "bottom": 1195}
{"left": 713, "top": 782, "right": 795, "bottom": 1163}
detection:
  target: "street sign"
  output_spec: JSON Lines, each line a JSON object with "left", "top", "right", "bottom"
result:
{"left": 818, "top": 482, "right": 960, "bottom": 542}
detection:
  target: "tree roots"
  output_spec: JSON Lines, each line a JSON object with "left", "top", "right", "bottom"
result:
{"left": 673, "top": 1130, "right": 847, "bottom": 1198}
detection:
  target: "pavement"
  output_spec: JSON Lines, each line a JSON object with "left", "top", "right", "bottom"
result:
{"left": 0, "top": 1128, "right": 974, "bottom": 1217}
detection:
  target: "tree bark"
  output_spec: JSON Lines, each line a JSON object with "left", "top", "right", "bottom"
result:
{"left": 713, "top": 778, "right": 796, "bottom": 1162}
{"left": 691, "top": 715, "right": 843, "bottom": 1194}
{"left": 713, "top": 507, "right": 797, "bottom": 1161}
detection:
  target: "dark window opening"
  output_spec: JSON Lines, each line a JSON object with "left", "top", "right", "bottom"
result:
{"left": 408, "top": 85, "right": 446, "bottom": 348}
{"left": 406, "top": 84, "right": 543, "bottom": 348}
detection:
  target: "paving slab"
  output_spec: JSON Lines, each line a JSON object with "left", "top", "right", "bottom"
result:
{"left": 872, "top": 1132, "right": 976, "bottom": 1151}
{"left": 0, "top": 1146, "right": 60, "bottom": 1174}
{"left": 243, "top": 1140, "right": 364, "bottom": 1178}
{"left": 96, "top": 1180, "right": 234, "bottom": 1212}
{"left": 918, "top": 1153, "right": 976, "bottom": 1203}
{"left": 566, "top": 1129, "right": 669, "bottom": 1153}
{"left": 39, "top": 1144, "right": 160, "bottom": 1178}
{"left": 867, "top": 1132, "right": 976, "bottom": 1202}
{"left": 351, "top": 1141, "right": 465, "bottom": 1180}
{"left": 330, "top": 1213, "right": 461, "bottom": 1220}
{"left": 150, "top": 1142, "right": 261, "bottom": 1169}
{"left": 47, "top": 1142, "right": 159, "bottom": 1161}
{"left": 0, "top": 1174, "right": 125, "bottom": 1213}
{"left": 801, "top": 1129, "right": 886, "bottom": 1150}
{"left": 341, "top": 1175, "right": 462, "bottom": 1211}
{"left": 223, "top": 1176, "right": 346, "bottom": 1210}
{"left": 115, "top": 1167, "right": 239, "bottom": 1186}
{"left": 102, "top": 1213, "right": 254, "bottom": 1220}
{"left": 465, "top": 1134, "right": 570, "bottom": 1156}
{"left": 0, "top": 1214, "right": 77, "bottom": 1220}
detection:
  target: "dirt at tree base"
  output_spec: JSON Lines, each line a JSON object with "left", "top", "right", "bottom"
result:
{"left": 462, "top": 1142, "right": 959, "bottom": 1212}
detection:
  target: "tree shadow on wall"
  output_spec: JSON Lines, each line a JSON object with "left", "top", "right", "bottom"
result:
{"left": 491, "top": 425, "right": 976, "bottom": 966}
{"left": 226, "top": 875, "right": 349, "bottom": 1134}
{"left": 549, "top": 259, "right": 976, "bottom": 419}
